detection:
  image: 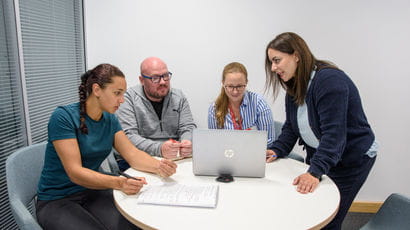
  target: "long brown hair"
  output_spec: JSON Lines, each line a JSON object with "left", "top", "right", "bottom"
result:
{"left": 264, "top": 32, "right": 337, "bottom": 105}
{"left": 78, "top": 63, "right": 124, "bottom": 134}
{"left": 215, "top": 62, "right": 248, "bottom": 128}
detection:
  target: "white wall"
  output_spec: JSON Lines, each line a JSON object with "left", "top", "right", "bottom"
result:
{"left": 85, "top": 0, "right": 410, "bottom": 201}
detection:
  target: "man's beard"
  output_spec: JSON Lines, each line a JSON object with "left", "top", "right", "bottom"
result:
{"left": 145, "top": 85, "right": 169, "bottom": 100}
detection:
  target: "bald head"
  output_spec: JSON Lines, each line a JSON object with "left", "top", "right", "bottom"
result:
{"left": 140, "top": 57, "right": 167, "bottom": 75}
{"left": 139, "top": 57, "right": 171, "bottom": 102}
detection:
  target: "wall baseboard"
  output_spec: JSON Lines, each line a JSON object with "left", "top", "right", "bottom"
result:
{"left": 349, "top": 201, "right": 383, "bottom": 213}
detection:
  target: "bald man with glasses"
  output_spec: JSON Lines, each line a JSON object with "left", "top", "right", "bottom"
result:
{"left": 116, "top": 57, "right": 196, "bottom": 171}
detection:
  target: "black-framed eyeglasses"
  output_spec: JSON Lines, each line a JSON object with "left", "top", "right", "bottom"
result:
{"left": 141, "top": 72, "right": 172, "bottom": 83}
{"left": 224, "top": 85, "right": 247, "bottom": 92}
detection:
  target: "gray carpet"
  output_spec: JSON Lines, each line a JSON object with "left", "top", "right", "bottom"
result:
{"left": 342, "top": 212, "right": 374, "bottom": 230}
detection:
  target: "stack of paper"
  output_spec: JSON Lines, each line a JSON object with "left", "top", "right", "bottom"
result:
{"left": 137, "top": 183, "right": 219, "bottom": 208}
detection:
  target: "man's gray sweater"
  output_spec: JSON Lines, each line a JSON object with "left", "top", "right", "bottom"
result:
{"left": 116, "top": 85, "right": 196, "bottom": 157}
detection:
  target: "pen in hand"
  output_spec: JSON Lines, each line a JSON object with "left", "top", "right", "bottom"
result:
{"left": 119, "top": 171, "right": 142, "bottom": 181}
{"left": 169, "top": 138, "right": 181, "bottom": 158}
{"left": 266, "top": 154, "right": 278, "bottom": 163}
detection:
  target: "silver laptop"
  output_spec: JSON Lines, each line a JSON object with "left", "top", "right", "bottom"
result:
{"left": 192, "top": 129, "right": 267, "bottom": 178}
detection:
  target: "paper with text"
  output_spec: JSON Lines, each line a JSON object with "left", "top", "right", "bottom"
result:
{"left": 137, "top": 183, "right": 219, "bottom": 208}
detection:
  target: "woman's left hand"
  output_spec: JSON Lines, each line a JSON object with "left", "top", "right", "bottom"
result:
{"left": 293, "top": 173, "right": 320, "bottom": 194}
{"left": 157, "top": 159, "right": 177, "bottom": 177}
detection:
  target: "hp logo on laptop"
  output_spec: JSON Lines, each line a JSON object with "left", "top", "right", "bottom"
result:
{"left": 224, "top": 149, "right": 235, "bottom": 158}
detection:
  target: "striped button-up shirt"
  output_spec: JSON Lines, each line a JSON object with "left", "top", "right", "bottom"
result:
{"left": 208, "top": 91, "right": 275, "bottom": 148}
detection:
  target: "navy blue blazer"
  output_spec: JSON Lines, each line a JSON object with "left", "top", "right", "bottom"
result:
{"left": 270, "top": 68, "right": 375, "bottom": 177}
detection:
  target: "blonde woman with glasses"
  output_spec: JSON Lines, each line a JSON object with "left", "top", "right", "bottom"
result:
{"left": 208, "top": 62, "right": 275, "bottom": 150}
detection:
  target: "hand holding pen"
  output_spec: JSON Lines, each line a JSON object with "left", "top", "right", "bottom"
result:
{"left": 161, "top": 139, "right": 182, "bottom": 159}
{"left": 266, "top": 149, "right": 278, "bottom": 163}
{"left": 169, "top": 139, "right": 181, "bottom": 158}
{"left": 119, "top": 171, "right": 147, "bottom": 195}
{"left": 179, "top": 139, "right": 193, "bottom": 158}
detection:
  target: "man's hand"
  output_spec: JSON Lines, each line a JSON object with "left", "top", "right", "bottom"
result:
{"left": 156, "top": 159, "right": 177, "bottom": 177}
{"left": 180, "top": 140, "right": 192, "bottom": 157}
{"left": 161, "top": 139, "right": 181, "bottom": 159}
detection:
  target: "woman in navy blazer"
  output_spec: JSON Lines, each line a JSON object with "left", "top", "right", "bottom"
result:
{"left": 264, "top": 32, "right": 378, "bottom": 230}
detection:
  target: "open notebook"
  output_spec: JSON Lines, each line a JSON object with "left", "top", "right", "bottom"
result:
{"left": 137, "top": 183, "right": 219, "bottom": 208}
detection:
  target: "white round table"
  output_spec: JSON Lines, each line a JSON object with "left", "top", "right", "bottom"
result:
{"left": 114, "top": 158, "right": 339, "bottom": 230}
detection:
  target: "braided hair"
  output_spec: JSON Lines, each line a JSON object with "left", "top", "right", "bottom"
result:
{"left": 78, "top": 64, "right": 125, "bottom": 134}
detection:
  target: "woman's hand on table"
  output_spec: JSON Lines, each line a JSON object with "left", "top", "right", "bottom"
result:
{"left": 157, "top": 159, "right": 177, "bottom": 177}
{"left": 293, "top": 173, "right": 320, "bottom": 194}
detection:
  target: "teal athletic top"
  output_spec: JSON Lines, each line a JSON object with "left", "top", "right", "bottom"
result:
{"left": 37, "top": 102, "right": 122, "bottom": 200}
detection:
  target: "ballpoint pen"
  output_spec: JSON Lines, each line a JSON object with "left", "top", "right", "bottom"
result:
{"left": 169, "top": 138, "right": 181, "bottom": 158}
{"left": 119, "top": 171, "right": 142, "bottom": 181}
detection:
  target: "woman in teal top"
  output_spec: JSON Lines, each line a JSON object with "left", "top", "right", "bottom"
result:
{"left": 36, "top": 64, "right": 177, "bottom": 230}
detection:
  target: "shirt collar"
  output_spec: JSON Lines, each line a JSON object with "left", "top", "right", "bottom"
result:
{"left": 240, "top": 91, "right": 250, "bottom": 107}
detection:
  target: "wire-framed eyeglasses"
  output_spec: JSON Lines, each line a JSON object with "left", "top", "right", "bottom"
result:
{"left": 141, "top": 72, "right": 172, "bottom": 83}
{"left": 224, "top": 84, "right": 247, "bottom": 92}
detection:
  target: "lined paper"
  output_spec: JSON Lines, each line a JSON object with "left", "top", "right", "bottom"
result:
{"left": 137, "top": 183, "right": 219, "bottom": 208}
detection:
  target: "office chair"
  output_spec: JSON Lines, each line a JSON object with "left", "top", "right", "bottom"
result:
{"left": 274, "top": 120, "right": 304, "bottom": 162}
{"left": 360, "top": 193, "right": 410, "bottom": 230}
{"left": 100, "top": 148, "right": 120, "bottom": 174}
{"left": 6, "top": 142, "right": 46, "bottom": 230}
{"left": 6, "top": 143, "right": 119, "bottom": 230}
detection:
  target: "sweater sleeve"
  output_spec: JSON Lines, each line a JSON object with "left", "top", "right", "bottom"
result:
{"left": 116, "top": 91, "right": 162, "bottom": 157}
{"left": 307, "top": 73, "right": 349, "bottom": 176}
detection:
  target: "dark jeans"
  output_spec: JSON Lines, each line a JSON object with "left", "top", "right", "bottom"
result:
{"left": 36, "top": 189, "right": 140, "bottom": 230}
{"left": 322, "top": 155, "right": 377, "bottom": 230}
{"left": 117, "top": 159, "right": 131, "bottom": 172}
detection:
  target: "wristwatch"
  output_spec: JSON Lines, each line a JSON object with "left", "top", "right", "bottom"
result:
{"left": 308, "top": 171, "right": 322, "bottom": 181}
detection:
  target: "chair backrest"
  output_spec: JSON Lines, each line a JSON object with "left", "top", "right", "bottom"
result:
{"left": 99, "top": 148, "right": 120, "bottom": 174}
{"left": 6, "top": 142, "right": 46, "bottom": 230}
{"left": 360, "top": 193, "right": 410, "bottom": 230}
{"left": 274, "top": 120, "right": 284, "bottom": 140}
{"left": 273, "top": 120, "right": 304, "bottom": 162}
